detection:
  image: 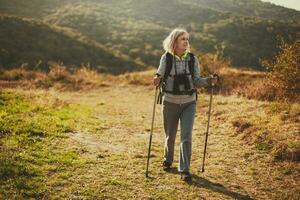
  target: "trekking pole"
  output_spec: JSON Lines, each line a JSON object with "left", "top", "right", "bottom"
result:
{"left": 201, "top": 84, "right": 214, "bottom": 173}
{"left": 146, "top": 86, "right": 159, "bottom": 178}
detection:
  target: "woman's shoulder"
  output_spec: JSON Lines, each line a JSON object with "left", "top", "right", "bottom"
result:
{"left": 160, "top": 52, "right": 168, "bottom": 61}
{"left": 188, "top": 52, "right": 199, "bottom": 61}
{"left": 162, "top": 51, "right": 169, "bottom": 57}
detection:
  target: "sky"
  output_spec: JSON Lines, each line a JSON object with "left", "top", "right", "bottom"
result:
{"left": 260, "top": 0, "right": 300, "bottom": 11}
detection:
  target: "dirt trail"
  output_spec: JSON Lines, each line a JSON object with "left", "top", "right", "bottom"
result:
{"left": 57, "top": 85, "right": 298, "bottom": 200}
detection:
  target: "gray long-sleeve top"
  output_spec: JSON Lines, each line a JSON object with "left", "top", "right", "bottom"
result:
{"left": 156, "top": 52, "right": 210, "bottom": 104}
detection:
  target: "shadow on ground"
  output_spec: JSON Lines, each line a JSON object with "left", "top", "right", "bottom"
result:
{"left": 165, "top": 168, "right": 253, "bottom": 200}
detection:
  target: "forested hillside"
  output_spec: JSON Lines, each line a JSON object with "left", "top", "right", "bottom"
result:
{"left": 184, "top": 0, "right": 300, "bottom": 22}
{"left": 0, "top": 0, "right": 299, "bottom": 73}
{"left": 0, "top": 15, "right": 145, "bottom": 73}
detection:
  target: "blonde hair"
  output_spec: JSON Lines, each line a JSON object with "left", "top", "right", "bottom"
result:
{"left": 163, "top": 28, "right": 190, "bottom": 53}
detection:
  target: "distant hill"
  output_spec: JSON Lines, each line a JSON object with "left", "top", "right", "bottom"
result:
{"left": 0, "top": 15, "right": 145, "bottom": 74}
{"left": 0, "top": 0, "right": 299, "bottom": 73}
{"left": 184, "top": 0, "right": 300, "bottom": 23}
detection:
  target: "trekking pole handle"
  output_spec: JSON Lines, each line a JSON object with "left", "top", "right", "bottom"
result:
{"left": 210, "top": 74, "right": 219, "bottom": 87}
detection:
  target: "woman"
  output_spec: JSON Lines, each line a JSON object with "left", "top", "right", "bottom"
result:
{"left": 153, "top": 28, "right": 217, "bottom": 182}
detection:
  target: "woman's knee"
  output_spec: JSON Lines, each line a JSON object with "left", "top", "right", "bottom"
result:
{"left": 181, "top": 132, "right": 192, "bottom": 142}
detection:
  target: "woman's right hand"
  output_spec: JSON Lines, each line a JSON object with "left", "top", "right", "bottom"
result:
{"left": 153, "top": 75, "right": 161, "bottom": 86}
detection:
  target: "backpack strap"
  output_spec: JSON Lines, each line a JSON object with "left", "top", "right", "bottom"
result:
{"left": 163, "top": 52, "right": 173, "bottom": 82}
{"left": 188, "top": 52, "right": 198, "bottom": 100}
{"left": 188, "top": 53, "right": 195, "bottom": 78}
{"left": 157, "top": 52, "right": 172, "bottom": 104}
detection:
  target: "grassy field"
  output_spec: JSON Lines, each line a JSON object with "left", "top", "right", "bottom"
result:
{"left": 0, "top": 68, "right": 299, "bottom": 199}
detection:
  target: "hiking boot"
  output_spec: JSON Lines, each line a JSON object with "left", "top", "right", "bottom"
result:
{"left": 162, "top": 160, "right": 172, "bottom": 171}
{"left": 180, "top": 172, "right": 192, "bottom": 182}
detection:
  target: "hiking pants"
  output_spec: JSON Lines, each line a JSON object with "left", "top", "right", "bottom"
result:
{"left": 162, "top": 100, "right": 196, "bottom": 173}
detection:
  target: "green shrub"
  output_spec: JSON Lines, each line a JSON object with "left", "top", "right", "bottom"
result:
{"left": 263, "top": 39, "right": 300, "bottom": 100}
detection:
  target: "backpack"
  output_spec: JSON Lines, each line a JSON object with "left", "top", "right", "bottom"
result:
{"left": 157, "top": 52, "right": 196, "bottom": 104}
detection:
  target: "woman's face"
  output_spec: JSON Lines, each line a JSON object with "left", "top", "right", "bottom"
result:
{"left": 175, "top": 33, "right": 189, "bottom": 52}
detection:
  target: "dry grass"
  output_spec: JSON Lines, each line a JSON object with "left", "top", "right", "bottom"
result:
{"left": 0, "top": 77, "right": 299, "bottom": 199}
{"left": 0, "top": 64, "right": 117, "bottom": 90}
{"left": 49, "top": 85, "right": 300, "bottom": 199}
{"left": 1, "top": 56, "right": 298, "bottom": 102}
